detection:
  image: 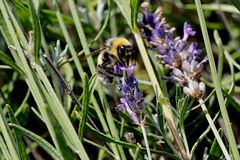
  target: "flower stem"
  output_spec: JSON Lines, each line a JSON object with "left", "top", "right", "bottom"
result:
{"left": 134, "top": 32, "right": 189, "bottom": 160}
{"left": 140, "top": 118, "right": 152, "bottom": 160}
{"left": 195, "top": 0, "right": 240, "bottom": 159}
{"left": 198, "top": 99, "right": 230, "bottom": 160}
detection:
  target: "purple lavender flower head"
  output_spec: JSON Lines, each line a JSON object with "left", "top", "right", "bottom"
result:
{"left": 116, "top": 64, "right": 144, "bottom": 125}
{"left": 138, "top": 3, "right": 199, "bottom": 69}
{"left": 138, "top": 2, "right": 208, "bottom": 99}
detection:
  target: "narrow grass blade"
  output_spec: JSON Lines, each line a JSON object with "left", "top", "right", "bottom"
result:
{"left": 198, "top": 99, "right": 230, "bottom": 159}
{"left": 9, "top": 0, "right": 28, "bottom": 13}
{"left": 27, "top": 0, "right": 41, "bottom": 63}
{"left": 113, "top": 0, "right": 131, "bottom": 29}
{"left": 79, "top": 73, "right": 90, "bottom": 141}
{"left": 178, "top": 96, "right": 189, "bottom": 127}
{"left": 89, "top": 73, "right": 98, "bottom": 96}
{"left": 195, "top": 0, "right": 240, "bottom": 159}
{"left": 184, "top": 4, "right": 240, "bottom": 14}
{"left": 190, "top": 112, "right": 220, "bottom": 158}
{"left": 0, "top": 50, "right": 24, "bottom": 74}
{"left": 0, "top": 0, "right": 89, "bottom": 159}
{"left": 0, "top": 135, "right": 12, "bottom": 160}
{"left": 67, "top": 0, "right": 126, "bottom": 158}
{"left": 230, "top": 0, "right": 240, "bottom": 12}
{"left": 224, "top": 90, "right": 240, "bottom": 113}
{"left": 213, "top": 30, "right": 224, "bottom": 80}
{"left": 35, "top": 65, "right": 87, "bottom": 159}
{"left": 40, "top": 9, "right": 75, "bottom": 25}
{"left": 6, "top": 105, "right": 27, "bottom": 160}
{"left": 209, "top": 129, "right": 223, "bottom": 159}
{"left": 0, "top": 105, "right": 19, "bottom": 160}
{"left": 84, "top": 138, "right": 117, "bottom": 159}
{"left": 130, "top": 0, "right": 140, "bottom": 32}
{"left": 9, "top": 123, "right": 63, "bottom": 160}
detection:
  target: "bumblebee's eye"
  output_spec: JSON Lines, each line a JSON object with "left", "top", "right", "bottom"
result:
{"left": 118, "top": 46, "right": 126, "bottom": 57}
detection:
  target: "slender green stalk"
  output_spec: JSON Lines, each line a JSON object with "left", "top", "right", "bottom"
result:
{"left": 9, "top": 123, "right": 63, "bottom": 160}
{"left": 190, "top": 112, "right": 220, "bottom": 158}
{"left": 4, "top": 0, "right": 28, "bottom": 49}
{"left": 67, "top": 1, "right": 126, "bottom": 159}
{"left": 34, "top": 65, "right": 88, "bottom": 158}
{"left": 52, "top": 0, "right": 85, "bottom": 80}
{"left": 140, "top": 120, "right": 152, "bottom": 160}
{"left": 84, "top": 138, "right": 117, "bottom": 159}
{"left": 198, "top": 99, "right": 230, "bottom": 159}
{"left": 213, "top": 30, "right": 224, "bottom": 80}
{"left": 0, "top": 105, "right": 19, "bottom": 160}
{"left": 195, "top": 0, "right": 240, "bottom": 159}
{"left": 1, "top": 1, "right": 89, "bottom": 158}
{"left": 0, "top": 135, "right": 12, "bottom": 160}
{"left": 133, "top": 144, "right": 141, "bottom": 160}
{"left": 53, "top": 1, "right": 111, "bottom": 138}
{"left": 180, "top": 127, "right": 190, "bottom": 157}
{"left": 0, "top": 65, "right": 11, "bottom": 69}
{"left": 134, "top": 32, "right": 189, "bottom": 160}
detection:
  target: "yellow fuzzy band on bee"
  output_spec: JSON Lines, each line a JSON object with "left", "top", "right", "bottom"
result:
{"left": 108, "top": 37, "right": 131, "bottom": 56}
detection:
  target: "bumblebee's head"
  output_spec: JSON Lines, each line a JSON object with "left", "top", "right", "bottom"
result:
{"left": 106, "top": 37, "right": 133, "bottom": 63}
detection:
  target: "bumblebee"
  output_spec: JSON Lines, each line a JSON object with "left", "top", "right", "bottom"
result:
{"left": 96, "top": 37, "right": 134, "bottom": 83}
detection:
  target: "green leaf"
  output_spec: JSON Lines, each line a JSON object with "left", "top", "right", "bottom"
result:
{"left": 178, "top": 96, "right": 189, "bottom": 127}
{"left": 113, "top": 0, "right": 132, "bottom": 29}
{"left": 79, "top": 73, "right": 90, "bottom": 141}
{"left": 209, "top": 129, "right": 223, "bottom": 160}
{"left": 9, "top": 0, "right": 28, "bottom": 13}
{"left": 144, "top": 104, "right": 160, "bottom": 131}
{"left": 88, "top": 73, "right": 98, "bottom": 97}
{"left": 0, "top": 105, "right": 19, "bottom": 160}
{"left": 195, "top": 1, "right": 240, "bottom": 159}
{"left": 38, "top": 82, "right": 74, "bottom": 159}
{"left": 87, "top": 124, "right": 138, "bottom": 148}
{"left": 0, "top": 135, "right": 12, "bottom": 160}
{"left": 0, "top": 51, "right": 24, "bottom": 74}
{"left": 9, "top": 123, "right": 63, "bottom": 160}
{"left": 40, "top": 9, "right": 75, "bottom": 25}
{"left": 130, "top": 0, "right": 140, "bottom": 32}
{"left": 115, "top": 109, "right": 135, "bottom": 124}
{"left": 224, "top": 90, "right": 240, "bottom": 113}
{"left": 27, "top": 0, "right": 41, "bottom": 63}
{"left": 87, "top": 124, "right": 179, "bottom": 159}
{"left": 6, "top": 105, "right": 28, "bottom": 160}
{"left": 175, "top": 85, "right": 182, "bottom": 104}
{"left": 230, "top": 0, "right": 240, "bottom": 12}
{"left": 156, "top": 100, "right": 164, "bottom": 134}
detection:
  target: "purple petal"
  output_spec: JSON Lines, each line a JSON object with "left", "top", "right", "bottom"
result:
{"left": 182, "top": 22, "right": 196, "bottom": 41}
{"left": 117, "top": 104, "right": 126, "bottom": 110}
{"left": 114, "top": 64, "right": 122, "bottom": 74}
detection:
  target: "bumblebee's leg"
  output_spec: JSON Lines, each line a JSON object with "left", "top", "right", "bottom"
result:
{"left": 98, "top": 60, "right": 122, "bottom": 76}
{"left": 97, "top": 64, "right": 115, "bottom": 83}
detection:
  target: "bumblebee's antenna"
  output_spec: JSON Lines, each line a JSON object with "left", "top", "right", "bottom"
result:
{"left": 80, "top": 47, "right": 106, "bottom": 61}
{"left": 59, "top": 47, "right": 106, "bottom": 67}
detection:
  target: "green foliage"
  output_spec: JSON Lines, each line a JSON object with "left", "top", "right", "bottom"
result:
{"left": 209, "top": 129, "right": 223, "bottom": 159}
{"left": 10, "top": 123, "right": 63, "bottom": 160}
{"left": 6, "top": 105, "right": 28, "bottom": 160}
{"left": 0, "top": 0, "right": 240, "bottom": 159}
{"left": 78, "top": 73, "right": 90, "bottom": 141}
{"left": 130, "top": 0, "right": 140, "bottom": 32}
{"left": 0, "top": 51, "right": 24, "bottom": 74}
{"left": 231, "top": 0, "right": 240, "bottom": 12}
{"left": 27, "top": 0, "right": 41, "bottom": 63}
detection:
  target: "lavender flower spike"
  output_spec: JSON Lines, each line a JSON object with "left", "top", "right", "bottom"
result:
{"left": 138, "top": 2, "right": 208, "bottom": 99}
{"left": 117, "top": 64, "right": 144, "bottom": 125}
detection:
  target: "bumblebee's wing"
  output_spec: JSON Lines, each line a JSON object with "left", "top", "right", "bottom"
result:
{"left": 80, "top": 47, "right": 107, "bottom": 61}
